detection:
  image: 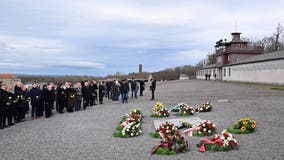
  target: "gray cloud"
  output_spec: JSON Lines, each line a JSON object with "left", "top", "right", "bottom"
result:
{"left": 0, "top": 0, "right": 283, "bottom": 75}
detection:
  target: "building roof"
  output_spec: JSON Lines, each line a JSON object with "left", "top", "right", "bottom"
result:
{"left": 225, "top": 49, "right": 284, "bottom": 66}
{"left": 0, "top": 74, "right": 16, "bottom": 79}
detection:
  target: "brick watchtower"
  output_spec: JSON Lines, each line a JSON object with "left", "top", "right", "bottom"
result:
{"left": 215, "top": 32, "right": 264, "bottom": 67}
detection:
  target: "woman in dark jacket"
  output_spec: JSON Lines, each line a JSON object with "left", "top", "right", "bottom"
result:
{"left": 120, "top": 79, "right": 129, "bottom": 104}
{"left": 56, "top": 84, "right": 66, "bottom": 114}
{"left": 43, "top": 84, "right": 55, "bottom": 118}
{"left": 66, "top": 83, "right": 76, "bottom": 112}
{"left": 98, "top": 81, "right": 105, "bottom": 104}
{"left": 14, "top": 83, "right": 26, "bottom": 122}
{"left": 112, "top": 81, "right": 120, "bottom": 103}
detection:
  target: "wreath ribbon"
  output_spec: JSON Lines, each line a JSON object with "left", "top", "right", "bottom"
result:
{"left": 150, "top": 142, "right": 169, "bottom": 155}
{"left": 187, "top": 127, "right": 200, "bottom": 137}
{"left": 198, "top": 138, "right": 223, "bottom": 152}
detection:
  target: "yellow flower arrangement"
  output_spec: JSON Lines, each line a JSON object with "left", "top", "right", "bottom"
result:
{"left": 228, "top": 117, "right": 256, "bottom": 134}
{"left": 151, "top": 101, "right": 170, "bottom": 118}
{"left": 152, "top": 101, "right": 164, "bottom": 113}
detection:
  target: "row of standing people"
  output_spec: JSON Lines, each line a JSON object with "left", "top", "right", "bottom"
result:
{"left": 0, "top": 80, "right": 105, "bottom": 129}
{"left": 0, "top": 78, "right": 156, "bottom": 129}
{"left": 109, "top": 78, "right": 156, "bottom": 103}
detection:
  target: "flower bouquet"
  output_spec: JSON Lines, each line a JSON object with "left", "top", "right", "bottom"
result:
{"left": 195, "top": 101, "right": 213, "bottom": 113}
{"left": 178, "top": 103, "right": 194, "bottom": 116}
{"left": 170, "top": 102, "right": 186, "bottom": 112}
{"left": 130, "top": 108, "right": 144, "bottom": 118}
{"left": 150, "top": 121, "right": 178, "bottom": 139}
{"left": 187, "top": 120, "right": 216, "bottom": 136}
{"left": 113, "top": 108, "right": 143, "bottom": 138}
{"left": 150, "top": 128, "right": 189, "bottom": 155}
{"left": 151, "top": 102, "right": 170, "bottom": 118}
{"left": 197, "top": 130, "right": 238, "bottom": 152}
{"left": 227, "top": 118, "right": 256, "bottom": 134}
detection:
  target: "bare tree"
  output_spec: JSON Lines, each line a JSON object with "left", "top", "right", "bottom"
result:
{"left": 274, "top": 23, "right": 284, "bottom": 51}
{"left": 207, "top": 52, "right": 216, "bottom": 65}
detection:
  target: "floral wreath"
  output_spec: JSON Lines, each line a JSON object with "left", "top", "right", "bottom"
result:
{"left": 197, "top": 130, "right": 238, "bottom": 152}
{"left": 150, "top": 121, "right": 189, "bottom": 155}
{"left": 195, "top": 101, "right": 213, "bottom": 113}
{"left": 227, "top": 118, "right": 256, "bottom": 134}
{"left": 151, "top": 101, "right": 170, "bottom": 118}
{"left": 113, "top": 108, "right": 143, "bottom": 138}
{"left": 187, "top": 120, "right": 216, "bottom": 137}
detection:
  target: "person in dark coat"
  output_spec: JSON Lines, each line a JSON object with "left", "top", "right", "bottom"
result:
{"left": 89, "top": 81, "right": 98, "bottom": 106}
{"left": 75, "top": 83, "right": 82, "bottom": 111}
{"left": 66, "top": 83, "right": 76, "bottom": 112}
{"left": 111, "top": 81, "right": 120, "bottom": 103}
{"left": 22, "top": 85, "right": 29, "bottom": 119}
{"left": 105, "top": 81, "right": 112, "bottom": 99}
{"left": 44, "top": 84, "right": 55, "bottom": 118}
{"left": 120, "top": 79, "right": 129, "bottom": 103}
{"left": 38, "top": 84, "right": 47, "bottom": 117}
{"left": 7, "top": 91, "right": 16, "bottom": 126}
{"left": 98, "top": 81, "right": 105, "bottom": 104}
{"left": 0, "top": 83, "right": 9, "bottom": 129}
{"left": 130, "top": 78, "right": 138, "bottom": 99}
{"left": 56, "top": 84, "right": 66, "bottom": 114}
{"left": 29, "top": 83, "right": 42, "bottom": 119}
{"left": 139, "top": 80, "right": 145, "bottom": 96}
{"left": 150, "top": 78, "right": 156, "bottom": 100}
{"left": 14, "top": 83, "right": 26, "bottom": 122}
{"left": 82, "top": 81, "right": 90, "bottom": 110}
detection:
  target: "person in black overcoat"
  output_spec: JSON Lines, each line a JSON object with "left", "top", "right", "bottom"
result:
{"left": 56, "top": 84, "right": 66, "bottom": 114}
{"left": 82, "top": 81, "right": 90, "bottom": 110}
{"left": 98, "top": 81, "right": 105, "bottom": 104}
{"left": 44, "top": 84, "right": 55, "bottom": 118}
{"left": 66, "top": 83, "right": 76, "bottom": 112}
{"left": 139, "top": 80, "right": 145, "bottom": 96}
{"left": 0, "top": 83, "right": 9, "bottom": 129}
{"left": 150, "top": 78, "right": 156, "bottom": 100}
{"left": 29, "top": 83, "right": 42, "bottom": 119}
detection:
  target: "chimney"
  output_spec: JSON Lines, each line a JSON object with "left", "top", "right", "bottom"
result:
{"left": 139, "top": 64, "right": 142, "bottom": 73}
{"left": 231, "top": 32, "right": 241, "bottom": 41}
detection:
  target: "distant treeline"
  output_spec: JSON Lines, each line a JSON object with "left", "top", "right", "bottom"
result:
{"left": 18, "top": 65, "right": 196, "bottom": 84}
{"left": 18, "top": 75, "right": 102, "bottom": 84}
{"left": 152, "top": 65, "right": 196, "bottom": 81}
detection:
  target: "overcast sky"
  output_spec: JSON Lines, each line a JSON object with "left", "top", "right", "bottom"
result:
{"left": 0, "top": 0, "right": 283, "bottom": 76}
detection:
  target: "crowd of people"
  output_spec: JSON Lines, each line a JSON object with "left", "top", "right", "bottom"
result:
{"left": 0, "top": 78, "right": 156, "bottom": 129}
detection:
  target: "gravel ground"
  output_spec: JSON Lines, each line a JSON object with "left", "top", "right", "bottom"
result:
{"left": 0, "top": 80, "right": 284, "bottom": 160}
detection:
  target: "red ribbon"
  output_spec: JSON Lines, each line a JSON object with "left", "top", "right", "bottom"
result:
{"left": 119, "top": 119, "right": 130, "bottom": 127}
{"left": 187, "top": 127, "right": 200, "bottom": 137}
{"left": 150, "top": 142, "right": 170, "bottom": 155}
{"left": 198, "top": 138, "right": 223, "bottom": 152}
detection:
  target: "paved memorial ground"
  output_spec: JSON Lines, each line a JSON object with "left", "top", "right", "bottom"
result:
{"left": 0, "top": 80, "right": 283, "bottom": 160}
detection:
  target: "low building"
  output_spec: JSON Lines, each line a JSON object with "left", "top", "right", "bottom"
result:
{"left": 0, "top": 74, "right": 21, "bottom": 90}
{"left": 222, "top": 50, "right": 284, "bottom": 84}
{"left": 179, "top": 74, "right": 189, "bottom": 80}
